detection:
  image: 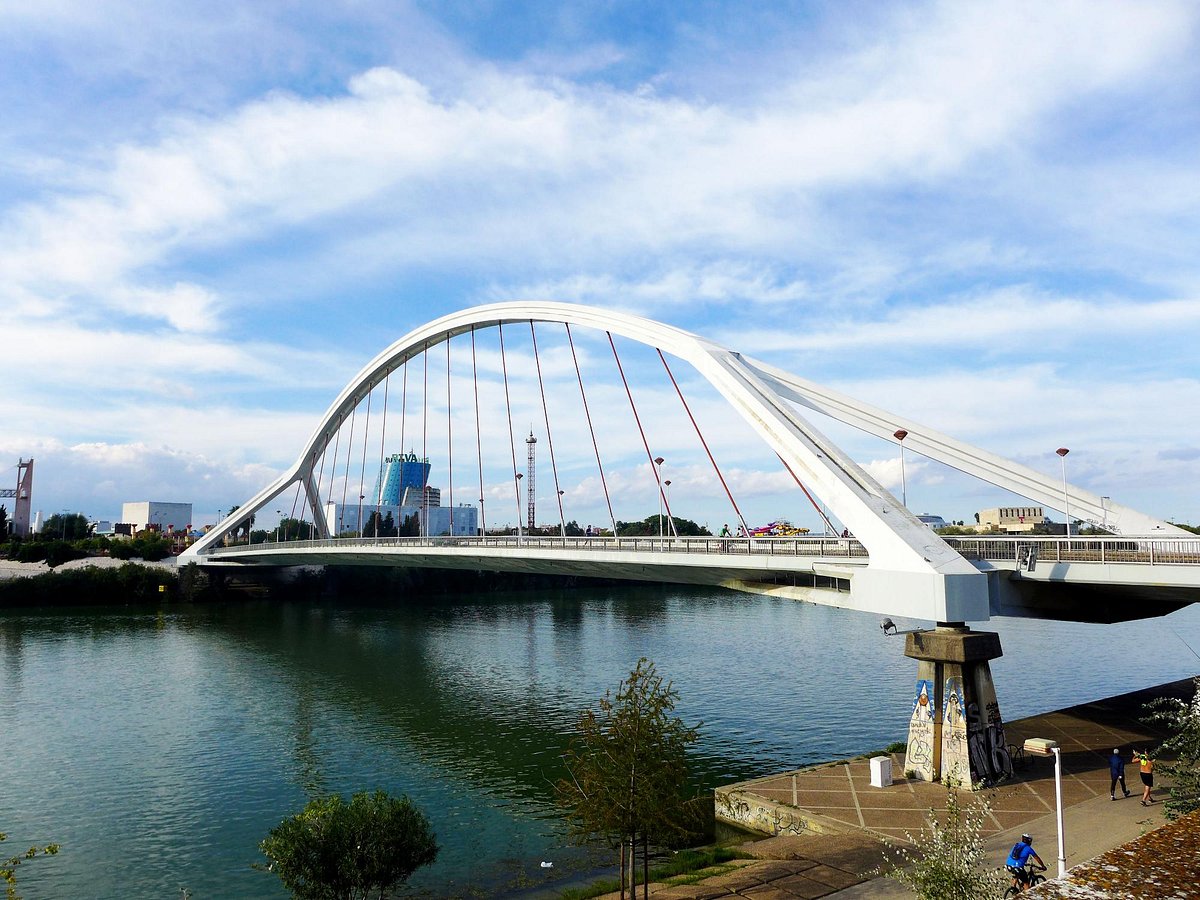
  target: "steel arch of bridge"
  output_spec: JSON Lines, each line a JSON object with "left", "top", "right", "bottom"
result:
{"left": 181, "top": 301, "right": 1180, "bottom": 622}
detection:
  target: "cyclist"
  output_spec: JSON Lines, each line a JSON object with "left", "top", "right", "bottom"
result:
{"left": 1005, "top": 833, "right": 1046, "bottom": 893}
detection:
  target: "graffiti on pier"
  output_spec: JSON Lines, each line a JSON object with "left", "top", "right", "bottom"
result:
{"left": 941, "top": 675, "right": 970, "bottom": 783}
{"left": 964, "top": 668, "right": 1012, "bottom": 784}
{"left": 905, "top": 678, "right": 937, "bottom": 781}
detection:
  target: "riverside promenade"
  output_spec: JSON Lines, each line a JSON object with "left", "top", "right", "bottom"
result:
{"left": 592, "top": 677, "right": 1196, "bottom": 899}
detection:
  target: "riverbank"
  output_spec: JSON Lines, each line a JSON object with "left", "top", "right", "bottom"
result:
{"left": 0, "top": 556, "right": 177, "bottom": 580}
{"left": 580, "top": 676, "right": 1197, "bottom": 899}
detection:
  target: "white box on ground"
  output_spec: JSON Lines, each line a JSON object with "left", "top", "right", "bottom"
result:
{"left": 870, "top": 755, "right": 892, "bottom": 788}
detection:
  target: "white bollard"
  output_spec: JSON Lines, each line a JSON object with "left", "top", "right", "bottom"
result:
{"left": 870, "top": 755, "right": 893, "bottom": 788}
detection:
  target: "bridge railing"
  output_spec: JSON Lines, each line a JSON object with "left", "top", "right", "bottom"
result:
{"left": 944, "top": 535, "right": 1200, "bottom": 566}
{"left": 210, "top": 534, "right": 872, "bottom": 559}
{"left": 203, "top": 532, "right": 1200, "bottom": 567}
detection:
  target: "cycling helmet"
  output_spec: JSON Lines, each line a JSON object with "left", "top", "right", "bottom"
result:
{"left": 1021, "top": 834, "right": 1033, "bottom": 843}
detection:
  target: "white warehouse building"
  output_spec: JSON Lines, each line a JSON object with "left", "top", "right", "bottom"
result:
{"left": 121, "top": 501, "right": 193, "bottom": 533}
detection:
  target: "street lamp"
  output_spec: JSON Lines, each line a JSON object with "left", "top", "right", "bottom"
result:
{"left": 515, "top": 473, "right": 524, "bottom": 540}
{"left": 557, "top": 489, "right": 565, "bottom": 538}
{"left": 1056, "top": 448, "right": 1070, "bottom": 536}
{"left": 358, "top": 494, "right": 366, "bottom": 538}
{"left": 275, "top": 509, "right": 282, "bottom": 543}
{"left": 664, "top": 480, "right": 672, "bottom": 542}
{"left": 894, "top": 429, "right": 909, "bottom": 507}
{"left": 1024, "top": 738, "right": 1066, "bottom": 878}
{"left": 654, "top": 457, "right": 665, "bottom": 541}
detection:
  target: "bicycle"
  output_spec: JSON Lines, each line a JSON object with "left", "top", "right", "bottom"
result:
{"left": 1002, "top": 863, "right": 1047, "bottom": 896}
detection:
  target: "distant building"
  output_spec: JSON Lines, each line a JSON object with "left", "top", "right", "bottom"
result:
{"left": 975, "top": 506, "right": 1047, "bottom": 534}
{"left": 324, "top": 501, "right": 477, "bottom": 537}
{"left": 121, "top": 501, "right": 193, "bottom": 533}
{"left": 375, "top": 452, "right": 431, "bottom": 505}
{"left": 916, "top": 514, "right": 948, "bottom": 529}
{"left": 90, "top": 520, "right": 114, "bottom": 536}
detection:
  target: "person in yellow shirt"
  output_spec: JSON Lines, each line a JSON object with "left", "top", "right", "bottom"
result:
{"left": 1132, "top": 749, "right": 1155, "bottom": 806}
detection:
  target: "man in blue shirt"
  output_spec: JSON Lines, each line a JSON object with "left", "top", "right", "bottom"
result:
{"left": 1005, "top": 834, "right": 1046, "bottom": 893}
{"left": 1110, "top": 748, "right": 1130, "bottom": 800}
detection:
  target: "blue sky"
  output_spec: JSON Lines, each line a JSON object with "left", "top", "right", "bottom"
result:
{"left": 3, "top": 0, "right": 1199, "bottom": 531}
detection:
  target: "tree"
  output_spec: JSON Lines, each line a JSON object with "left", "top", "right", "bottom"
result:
{"left": 41, "top": 513, "right": 89, "bottom": 542}
{"left": 0, "top": 505, "right": 8, "bottom": 541}
{"left": 556, "top": 658, "right": 700, "bottom": 899}
{"left": 2, "top": 830, "right": 60, "bottom": 900}
{"left": 398, "top": 513, "right": 419, "bottom": 537}
{"left": 258, "top": 790, "right": 438, "bottom": 900}
{"left": 880, "top": 779, "right": 1004, "bottom": 899}
{"left": 1144, "top": 676, "right": 1200, "bottom": 819}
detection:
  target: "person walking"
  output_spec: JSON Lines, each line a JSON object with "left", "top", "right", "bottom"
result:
{"left": 1133, "top": 748, "right": 1155, "bottom": 805}
{"left": 1109, "top": 748, "right": 1130, "bottom": 800}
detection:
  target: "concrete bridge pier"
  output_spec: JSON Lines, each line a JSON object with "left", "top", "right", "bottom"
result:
{"left": 902, "top": 624, "right": 1014, "bottom": 787}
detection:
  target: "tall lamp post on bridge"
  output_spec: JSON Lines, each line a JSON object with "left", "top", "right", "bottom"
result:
{"left": 275, "top": 509, "right": 282, "bottom": 543}
{"left": 515, "top": 473, "right": 523, "bottom": 541}
{"left": 894, "top": 429, "right": 909, "bottom": 507}
{"left": 654, "top": 457, "right": 665, "bottom": 542}
{"left": 664, "top": 480, "right": 672, "bottom": 540}
{"left": 1056, "top": 447, "right": 1071, "bottom": 536}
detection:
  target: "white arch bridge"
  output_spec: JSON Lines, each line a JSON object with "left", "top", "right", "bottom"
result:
{"left": 181, "top": 302, "right": 1200, "bottom": 625}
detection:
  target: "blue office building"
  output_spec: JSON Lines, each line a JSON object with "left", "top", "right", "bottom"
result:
{"left": 375, "top": 451, "right": 430, "bottom": 505}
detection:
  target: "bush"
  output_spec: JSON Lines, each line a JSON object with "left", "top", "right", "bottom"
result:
{"left": 258, "top": 791, "right": 438, "bottom": 899}
{"left": 880, "top": 780, "right": 1005, "bottom": 899}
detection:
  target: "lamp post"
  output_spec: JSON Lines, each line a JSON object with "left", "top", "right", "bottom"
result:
{"left": 654, "top": 457, "right": 665, "bottom": 541}
{"left": 1024, "top": 738, "right": 1067, "bottom": 878}
{"left": 893, "top": 429, "right": 909, "bottom": 507}
{"left": 664, "top": 480, "right": 672, "bottom": 543}
{"left": 557, "top": 490, "right": 565, "bottom": 538}
{"left": 1056, "top": 447, "right": 1070, "bottom": 536}
{"left": 515, "top": 473, "right": 523, "bottom": 541}
{"left": 275, "top": 509, "right": 282, "bottom": 543}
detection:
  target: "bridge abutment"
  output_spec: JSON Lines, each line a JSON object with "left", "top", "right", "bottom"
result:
{"left": 902, "top": 624, "right": 1013, "bottom": 786}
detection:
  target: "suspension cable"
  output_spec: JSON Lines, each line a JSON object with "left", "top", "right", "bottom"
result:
{"left": 530, "top": 322, "right": 566, "bottom": 536}
{"left": 498, "top": 323, "right": 523, "bottom": 537}
{"left": 323, "top": 423, "right": 341, "bottom": 529}
{"left": 471, "top": 326, "right": 486, "bottom": 533}
{"left": 608, "top": 331, "right": 675, "bottom": 537}
{"left": 657, "top": 349, "right": 748, "bottom": 536}
{"left": 357, "top": 388, "right": 373, "bottom": 536}
{"left": 339, "top": 404, "right": 357, "bottom": 535}
{"left": 288, "top": 480, "right": 302, "bottom": 537}
{"left": 422, "top": 343, "right": 429, "bottom": 538}
{"left": 566, "top": 323, "right": 617, "bottom": 534}
{"left": 446, "top": 337, "right": 454, "bottom": 536}
{"left": 377, "top": 369, "right": 390, "bottom": 507}
{"left": 777, "top": 453, "right": 837, "bottom": 535}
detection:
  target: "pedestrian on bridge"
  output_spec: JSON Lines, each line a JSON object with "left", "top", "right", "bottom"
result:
{"left": 1109, "top": 748, "right": 1130, "bottom": 800}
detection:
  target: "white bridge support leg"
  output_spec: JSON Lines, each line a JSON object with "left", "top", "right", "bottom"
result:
{"left": 902, "top": 626, "right": 1013, "bottom": 787}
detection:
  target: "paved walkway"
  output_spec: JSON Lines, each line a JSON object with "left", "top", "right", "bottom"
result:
{"left": 590, "top": 677, "right": 1195, "bottom": 899}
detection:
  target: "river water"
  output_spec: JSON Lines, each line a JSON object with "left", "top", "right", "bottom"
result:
{"left": 2, "top": 585, "right": 1199, "bottom": 898}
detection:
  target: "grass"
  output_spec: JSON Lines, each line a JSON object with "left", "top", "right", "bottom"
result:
{"left": 557, "top": 846, "right": 754, "bottom": 900}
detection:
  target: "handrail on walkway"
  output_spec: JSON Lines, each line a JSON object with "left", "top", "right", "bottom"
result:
{"left": 199, "top": 533, "right": 1200, "bottom": 566}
